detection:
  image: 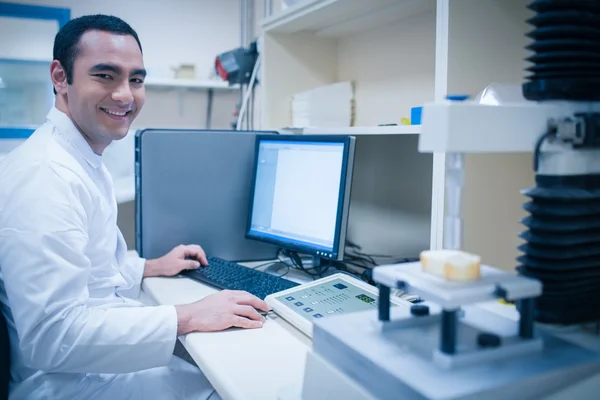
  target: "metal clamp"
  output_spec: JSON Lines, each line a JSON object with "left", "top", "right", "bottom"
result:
{"left": 549, "top": 115, "right": 585, "bottom": 146}
{"left": 548, "top": 112, "right": 600, "bottom": 148}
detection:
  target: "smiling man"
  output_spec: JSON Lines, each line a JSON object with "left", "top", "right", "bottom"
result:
{"left": 0, "top": 14, "right": 269, "bottom": 400}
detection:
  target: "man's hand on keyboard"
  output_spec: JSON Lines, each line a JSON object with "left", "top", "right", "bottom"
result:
{"left": 174, "top": 290, "right": 271, "bottom": 335}
{"left": 144, "top": 244, "right": 208, "bottom": 278}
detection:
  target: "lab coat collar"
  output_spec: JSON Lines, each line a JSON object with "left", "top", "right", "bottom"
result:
{"left": 47, "top": 107, "right": 103, "bottom": 169}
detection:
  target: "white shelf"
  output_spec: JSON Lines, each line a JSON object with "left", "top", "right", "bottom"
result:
{"left": 300, "top": 125, "right": 421, "bottom": 135}
{"left": 419, "top": 101, "right": 600, "bottom": 153}
{"left": 144, "top": 78, "right": 238, "bottom": 90}
{"left": 262, "top": 0, "right": 434, "bottom": 38}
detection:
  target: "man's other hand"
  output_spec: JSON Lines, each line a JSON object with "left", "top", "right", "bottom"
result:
{"left": 175, "top": 290, "right": 271, "bottom": 335}
{"left": 144, "top": 244, "right": 208, "bottom": 278}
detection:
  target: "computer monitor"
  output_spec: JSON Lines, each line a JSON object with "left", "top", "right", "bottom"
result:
{"left": 246, "top": 134, "right": 356, "bottom": 265}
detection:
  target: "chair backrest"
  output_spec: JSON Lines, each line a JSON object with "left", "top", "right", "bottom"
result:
{"left": 0, "top": 311, "right": 9, "bottom": 400}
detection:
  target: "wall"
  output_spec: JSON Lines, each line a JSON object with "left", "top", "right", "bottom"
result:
{"left": 261, "top": 6, "right": 436, "bottom": 130}
{"left": 336, "top": 12, "right": 436, "bottom": 257}
{"left": 447, "top": 0, "right": 535, "bottom": 272}
{"left": 337, "top": 10, "right": 436, "bottom": 126}
{"left": 1, "top": 0, "right": 241, "bottom": 80}
{"left": 132, "top": 89, "right": 239, "bottom": 131}
{"left": 348, "top": 134, "right": 432, "bottom": 258}
{"left": 1, "top": 0, "right": 244, "bottom": 130}
{"left": 0, "top": 16, "right": 58, "bottom": 61}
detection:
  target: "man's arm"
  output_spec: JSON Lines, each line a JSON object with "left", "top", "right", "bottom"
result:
{"left": 0, "top": 164, "right": 177, "bottom": 374}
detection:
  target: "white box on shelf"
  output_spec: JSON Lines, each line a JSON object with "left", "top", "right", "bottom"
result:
{"left": 291, "top": 81, "right": 354, "bottom": 128}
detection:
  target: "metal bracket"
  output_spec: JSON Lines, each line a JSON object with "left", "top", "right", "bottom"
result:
{"left": 548, "top": 112, "right": 600, "bottom": 148}
{"left": 550, "top": 115, "right": 585, "bottom": 146}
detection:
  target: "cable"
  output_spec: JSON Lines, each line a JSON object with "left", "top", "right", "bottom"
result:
{"left": 257, "top": 244, "right": 422, "bottom": 302}
{"left": 273, "top": 240, "right": 418, "bottom": 284}
{"left": 533, "top": 125, "right": 557, "bottom": 172}
{"left": 236, "top": 55, "right": 261, "bottom": 130}
{"left": 278, "top": 249, "right": 329, "bottom": 280}
{"left": 344, "top": 238, "right": 418, "bottom": 265}
{"left": 250, "top": 84, "right": 255, "bottom": 130}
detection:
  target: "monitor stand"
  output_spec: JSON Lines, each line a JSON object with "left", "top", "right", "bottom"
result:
{"left": 262, "top": 254, "right": 332, "bottom": 277}
{"left": 312, "top": 256, "right": 330, "bottom": 268}
{"left": 263, "top": 261, "right": 289, "bottom": 276}
{"left": 288, "top": 251, "right": 330, "bottom": 269}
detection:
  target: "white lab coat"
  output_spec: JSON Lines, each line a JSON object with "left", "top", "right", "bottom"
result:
{"left": 0, "top": 108, "right": 216, "bottom": 400}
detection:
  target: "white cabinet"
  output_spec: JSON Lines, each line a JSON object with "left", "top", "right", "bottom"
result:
{"left": 261, "top": 0, "right": 436, "bottom": 130}
{"left": 259, "top": 0, "right": 534, "bottom": 271}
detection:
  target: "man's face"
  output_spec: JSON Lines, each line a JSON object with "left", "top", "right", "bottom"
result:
{"left": 64, "top": 30, "right": 146, "bottom": 149}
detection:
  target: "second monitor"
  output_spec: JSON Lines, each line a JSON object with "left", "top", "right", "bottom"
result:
{"left": 246, "top": 134, "right": 356, "bottom": 266}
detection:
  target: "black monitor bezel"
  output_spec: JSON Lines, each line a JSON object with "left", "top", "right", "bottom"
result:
{"left": 245, "top": 134, "right": 355, "bottom": 261}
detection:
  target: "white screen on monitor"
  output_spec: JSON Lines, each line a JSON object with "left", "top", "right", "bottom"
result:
{"left": 249, "top": 140, "right": 345, "bottom": 254}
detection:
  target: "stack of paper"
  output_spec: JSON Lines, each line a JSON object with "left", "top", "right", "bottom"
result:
{"left": 291, "top": 81, "right": 354, "bottom": 128}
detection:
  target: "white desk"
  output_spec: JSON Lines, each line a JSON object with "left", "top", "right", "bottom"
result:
{"left": 142, "top": 262, "right": 313, "bottom": 400}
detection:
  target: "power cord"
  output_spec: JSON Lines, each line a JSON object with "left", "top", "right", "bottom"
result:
{"left": 279, "top": 249, "right": 329, "bottom": 280}
{"left": 268, "top": 239, "right": 419, "bottom": 286}
{"left": 269, "top": 245, "right": 423, "bottom": 303}
{"left": 236, "top": 54, "right": 261, "bottom": 130}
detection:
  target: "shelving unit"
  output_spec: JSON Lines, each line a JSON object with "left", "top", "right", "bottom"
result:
{"left": 143, "top": 77, "right": 239, "bottom": 128}
{"left": 420, "top": 101, "right": 569, "bottom": 153}
{"left": 259, "top": 0, "right": 535, "bottom": 272}
{"left": 262, "top": 0, "right": 433, "bottom": 38}
{"left": 144, "top": 77, "right": 238, "bottom": 91}
{"left": 302, "top": 125, "right": 421, "bottom": 135}
{"left": 261, "top": 0, "right": 436, "bottom": 130}
{"left": 260, "top": 0, "right": 437, "bottom": 258}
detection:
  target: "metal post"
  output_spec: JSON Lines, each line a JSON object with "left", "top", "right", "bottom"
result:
{"left": 205, "top": 88, "right": 213, "bottom": 129}
{"left": 238, "top": 0, "right": 247, "bottom": 130}
{"left": 264, "top": 0, "right": 272, "bottom": 17}
{"left": 441, "top": 310, "right": 457, "bottom": 354}
{"left": 378, "top": 284, "right": 390, "bottom": 321}
{"left": 519, "top": 298, "right": 535, "bottom": 339}
{"left": 245, "top": 0, "right": 254, "bottom": 130}
{"left": 240, "top": 0, "right": 247, "bottom": 47}
{"left": 444, "top": 153, "right": 464, "bottom": 250}
{"left": 246, "top": 0, "right": 254, "bottom": 44}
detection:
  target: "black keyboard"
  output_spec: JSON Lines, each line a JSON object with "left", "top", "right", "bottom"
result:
{"left": 181, "top": 256, "right": 300, "bottom": 299}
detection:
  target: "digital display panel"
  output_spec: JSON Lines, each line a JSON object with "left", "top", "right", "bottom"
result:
{"left": 275, "top": 278, "right": 393, "bottom": 321}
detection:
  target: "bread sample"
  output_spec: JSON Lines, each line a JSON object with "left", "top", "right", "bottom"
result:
{"left": 420, "top": 249, "right": 481, "bottom": 281}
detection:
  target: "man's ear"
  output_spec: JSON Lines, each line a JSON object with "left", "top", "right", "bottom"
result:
{"left": 50, "top": 60, "right": 68, "bottom": 94}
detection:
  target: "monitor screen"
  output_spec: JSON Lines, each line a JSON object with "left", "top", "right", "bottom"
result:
{"left": 247, "top": 135, "right": 355, "bottom": 260}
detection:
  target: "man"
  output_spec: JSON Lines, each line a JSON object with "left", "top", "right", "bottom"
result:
{"left": 0, "top": 14, "right": 269, "bottom": 400}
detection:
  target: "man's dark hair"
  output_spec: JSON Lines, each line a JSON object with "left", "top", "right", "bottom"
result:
{"left": 52, "top": 14, "right": 143, "bottom": 94}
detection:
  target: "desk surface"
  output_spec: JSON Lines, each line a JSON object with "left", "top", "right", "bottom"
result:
{"left": 142, "top": 261, "right": 313, "bottom": 400}
{"left": 142, "top": 260, "right": 600, "bottom": 400}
